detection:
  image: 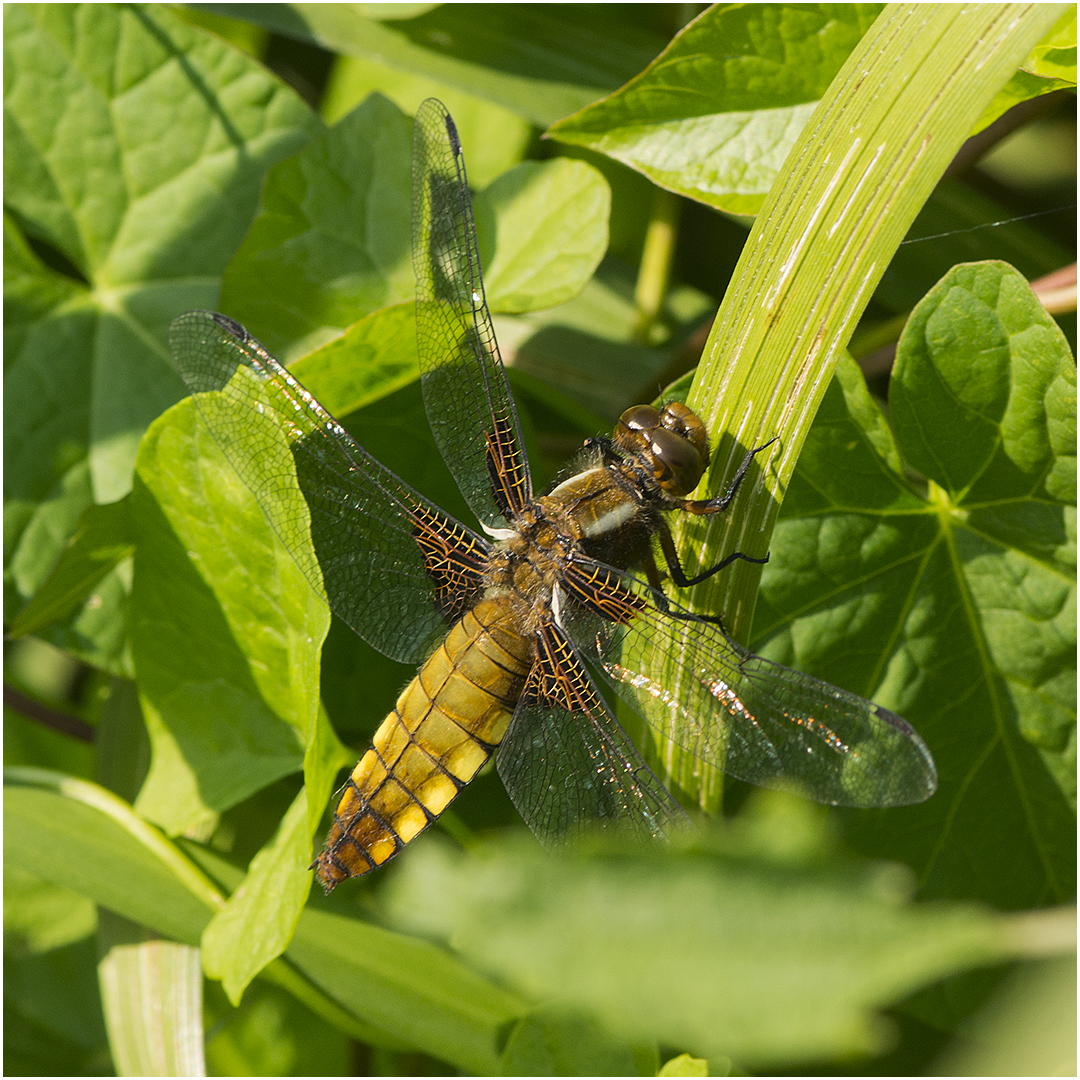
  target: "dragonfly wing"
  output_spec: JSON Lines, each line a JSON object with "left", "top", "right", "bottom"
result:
{"left": 412, "top": 98, "right": 532, "bottom": 531}
{"left": 563, "top": 567, "right": 938, "bottom": 808}
{"left": 168, "top": 310, "right": 489, "bottom": 665}
{"left": 496, "top": 622, "right": 688, "bottom": 844}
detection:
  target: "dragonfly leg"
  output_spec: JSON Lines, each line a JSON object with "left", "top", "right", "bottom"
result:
{"left": 656, "top": 519, "right": 769, "bottom": 588}
{"left": 675, "top": 437, "right": 778, "bottom": 515}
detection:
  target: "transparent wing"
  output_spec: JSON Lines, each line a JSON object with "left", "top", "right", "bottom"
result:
{"left": 168, "top": 310, "right": 489, "bottom": 665}
{"left": 497, "top": 623, "right": 688, "bottom": 844}
{"left": 412, "top": 97, "right": 532, "bottom": 530}
{"left": 562, "top": 564, "right": 938, "bottom": 808}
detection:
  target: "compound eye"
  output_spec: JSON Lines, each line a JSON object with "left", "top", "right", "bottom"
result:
{"left": 614, "top": 404, "right": 661, "bottom": 453}
{"left": 619, "top": 404, "right": 660, "bottom": 433}
{"left": 650, "top": 427, "right": 706, "bottom": 495}
{"left": 658, "top": 402, "right": 710, "bottom": 467}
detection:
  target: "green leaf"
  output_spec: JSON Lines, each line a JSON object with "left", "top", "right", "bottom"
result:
{"left": 548, "top": 5, "right": 884, "bottom": 214}
{"left": 290, "top": 302, "right": 419, "bottom": 416}
{"left": 382, "top": 811, "right": 1015, "bottom": 1069}
{"left": 131, "top": 400, "right": 324, "bottom": 835}
{"left": 202, "top": 4, "right": 667, "bottom": 126}
{"left": 3, "top": 864, "right": 97, "bottom": 956}
{"left": 478, "top": 158, "right": 610, "bottom": 313}
{"left": 4, "top": 935, "right": 111, "bottom": 1076}
{"left": 1023, "top": 7, "right": 1076, "bottom": 82}
{"left": 202, "top": 708, "right": 350, "bottom": 1004}
{"left": 930, "top": 955, "right": 1077, "bottom": 1075}
{"left": 754, "top": 262, "right": 1075, "bottom": 908}
{"left": 97, "top": 912, "right": 205, "bottom": 1077}
{"left": 659, "top": 1052, "right": 710, "bottom": 1076}
{"left": 976, "top": 9, "right": 1077, "bottom": 130}
{"left": 320, "top": 56, "right": 532, "bottom": 187}
{"left": 202, "top": 787, "right": 313, "bottom": 1004}
{"left": 4, "top": 768, "right": 224, "bottom": 945}
{"left": 203, "top": 978, "right": 352, "bottom": 1077}
{"left": 3, "top": 767, "right": 527, "bottom": 1069}
{"left": 498, "top": 1005, "right": 638, "bottom": 1076}
{"left": 8, "top": 496, "right": 134, "bottom": 638}
{"left": 285, "top": 904, "right": 529, "bottom": 1075}
{"left": 4, "top": 2, "right": 320, "bottom": 653}
{"left": 219, "top": 95, "right": 412, "bottom": 360}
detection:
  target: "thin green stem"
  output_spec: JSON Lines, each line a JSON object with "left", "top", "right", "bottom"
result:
{"left": 633, "top": 186, "right": 681, "bottom": 344}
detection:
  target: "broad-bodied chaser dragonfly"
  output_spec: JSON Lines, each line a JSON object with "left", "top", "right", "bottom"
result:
{"left": 170, "top": 99, "right": 937, "bottom": 892}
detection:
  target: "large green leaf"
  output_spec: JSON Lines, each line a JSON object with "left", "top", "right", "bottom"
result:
{"left": 4, "top": 2, "right": 320, "bottom": 649}
{"left": 219, "top": 94, "right": 610, "bottom": 360}
{"left": 3, "top": 767, "right": 532, "bottom": 1072}
{"left": 549, "top": 4, "right": 1074, "bottom": 215}
{"left": 753, "top": 262, "right": 1075, "bottom": 908}
{"left": 548, "top": 4, "right": 885, "bottom": 214}
{"left": 130, "top": 401, "right": 326, "bottom": 835}
{"left": 383, "top": 796, "right": 1032, "bottom": 1070}
{"left": 219, "top": 94, "right": 414, "bottom": 360}
{"left": 201, "top": 3, "right": 668, "bottom": 126}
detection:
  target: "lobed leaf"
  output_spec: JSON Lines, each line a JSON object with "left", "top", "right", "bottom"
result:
{"left": 4, "top": 3, "right": 320, "bottom": 662}
{"left": 755, "top": 262, "right": 1076, "bottom": 908}
{"left": 219, "top": 94, "right": 410, "bottom": 360}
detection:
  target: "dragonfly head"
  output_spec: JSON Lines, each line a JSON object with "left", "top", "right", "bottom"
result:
{"left": 614, "top": 402, "right": 710, "bottom": 496}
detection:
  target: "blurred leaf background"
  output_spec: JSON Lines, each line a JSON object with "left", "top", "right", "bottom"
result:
{"left": 4, "top": 3, "right": 1075, "bottom": 1076}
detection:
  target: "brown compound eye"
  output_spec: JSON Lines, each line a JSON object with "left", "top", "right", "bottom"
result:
{"left": 613, "top": 404, "right": 660, "bottom": 453}
{"left": 649, "top": 426, "right": 707, "bottom": 495}
{"left": 658, "top": 402, "right": 710, "bottom": 470}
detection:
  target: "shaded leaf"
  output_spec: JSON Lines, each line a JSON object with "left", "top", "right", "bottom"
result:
{"left": 499, "top": 1005, "right": 638, "bottom": 1076}
{"left": 320, "top": 56, "right": 531, "bottom": 187}
{"left": 204, "top": 3, "right": 667, "bottom": 126}
{"left": 286, "top": 904, "right": 529, "bottom": 1076}
{"left": 3, "top": 864, "right": 97, "bottom": 957}
{"left": 220, "top": 95, "right": 411, "bottom": 360}
{"left": 8, "top": 496, "right": 134, "bottom": 638}
{"left": 382, "top": 812, "right": 1013, "bottom": 1068}
{"left": 4, "top": 769, "right": 223, "bottom": 945}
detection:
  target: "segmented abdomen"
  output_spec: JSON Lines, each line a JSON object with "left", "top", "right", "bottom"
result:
{"left": 313, "top": 596, "right": 531, "bottom": 891}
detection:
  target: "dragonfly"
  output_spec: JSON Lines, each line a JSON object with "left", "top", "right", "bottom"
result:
{"left": 169, "top": 98, "right": 937, "bottom": 893}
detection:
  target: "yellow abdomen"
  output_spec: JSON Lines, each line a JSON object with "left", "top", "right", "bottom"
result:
{"left": 313, "top": 596, "right": 531, "bottom": 891}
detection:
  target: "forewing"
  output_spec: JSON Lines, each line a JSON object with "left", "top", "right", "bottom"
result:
{"left": 412, "top": 98, "right": 532, "bottom": 530}
{"left": 496, "top": 622, "right": 687, "bottom": 844}
{"left": 563, "top": 568, "right": 938, "bottom": 808}
{"left": 168, "top": 310, "right": 488, "bottom": 665}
